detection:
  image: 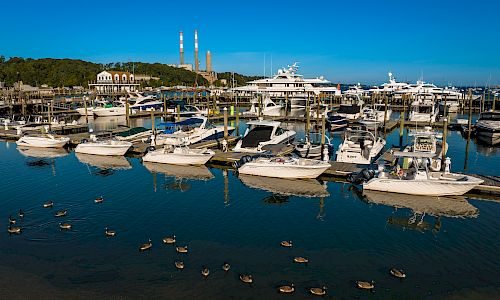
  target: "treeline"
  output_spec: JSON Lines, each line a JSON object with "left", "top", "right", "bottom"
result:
{"left": 0, "top": 56, "right": 261, "bottom": 88}
{"left": 0, "top": 56, "right": 207, "bottom": 87}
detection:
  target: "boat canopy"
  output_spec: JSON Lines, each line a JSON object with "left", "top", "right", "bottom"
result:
{"left": 338, "top": 105, "right": 361, "bottom": 114}
{"left": 393, "top": 150, "right": 436, "bottom": 158}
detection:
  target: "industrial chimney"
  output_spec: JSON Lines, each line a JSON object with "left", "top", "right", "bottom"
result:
{"left": 179, "top": 31, "right": 184, "bottom": 65}
{"left": 194, "top": 29, "right": 199, "bottom": 72}
{"left": 206, "top": 51, "right": 212, "bottom": 72}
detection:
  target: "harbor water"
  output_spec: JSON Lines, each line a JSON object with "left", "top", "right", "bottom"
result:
{"left": 0, "top": 116, "right": 499, "bottom": 299}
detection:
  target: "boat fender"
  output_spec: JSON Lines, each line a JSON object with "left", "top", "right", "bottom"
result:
{"left": 362, "top": 169, "right": 375, "bottom": 181}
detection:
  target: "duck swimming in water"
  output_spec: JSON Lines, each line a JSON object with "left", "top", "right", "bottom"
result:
{"left": 54, "top": 210, "right": 67, "bottom": 217}
{"left": 356, "top": 280, "right": 375, "bottom": 290}
{"left": 390, "top": 268, "right": 406, "bottom": 279}
{"left": 139, "top": 239, "right": 152, "bottom": 251}
{"left": 280, "top": 240, "right": 293, "bottom": 247}
{"left": 105, "top": 228, "right": 116, "bottom": 237}
{"left": 201, "top": 266, "right": 210, "bottom": 278}
{"left": 59, "top": 223, "right": 72, "bottom": 230}
{"left": 175, "top": 261, "right": 184, "bottom": 269}
{"left": 18, "top": 209, "right": 25, "bottom": 218}
{"left": 278, "top": 283, "right": 295, "bottom": 294}
{"left": 95, "top": 196, "right": 104, "bottom": 203}
{"left": 7, "top": 226, "right": 21, "bottom": 234}
{"left": 309, "top": 286, "right": 327, "bottom": 296}
{"left": 163, "top": 235, "right": 176, "bottom": 244}
{"left": 239, "top": 274, "right": 253, "bottom": 284}
{"left": 222, "top": 262, "right": 230, "bottom": 272}
{"left": 176, "top": 246, "right": 188, "bottom": 253}
{"left": 293, "top": 256, "right": 309, "bottom": 263}
{"left": 8, "top": 215, "right": 16, "bottom": 224}
{"left": 43, "top": 201, "right": 54, "bottom": 208}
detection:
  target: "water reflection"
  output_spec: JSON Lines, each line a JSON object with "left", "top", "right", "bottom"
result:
{"left": 361, "top": 190, "right": 479, "bottom": 218}
{"left": 238, "top": 174, "right": 329, "bottom": 197}
{"left": 18, "top": 146, "right": 69, "bottom": 158}
{"left": 76, "top": 153, "right": 132, "bottom": 170}
{"left": 142, "top": 162, "right": 214, "bottom": 180}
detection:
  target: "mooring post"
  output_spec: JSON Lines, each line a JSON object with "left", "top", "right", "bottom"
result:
{"left": 467, "top": 89, "right": 473, "bottom": 141}
{"left": 442, "top": 117, "right": 448, "bottom": 168}
{"left": 176, "top": 104, "right": 181, "bottom": 122}
{"left": 84, "top": 96, "right": 89, "bottom": 124}
{"left": 125, "top": 96, "right": 130, "bottom": 127}
{"left": 399, "top": 94, "right": 406, "bottom": 148}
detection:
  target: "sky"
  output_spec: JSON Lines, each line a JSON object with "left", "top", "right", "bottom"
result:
{"left": 1, "top": 0, "right": 499, "bottom": 86}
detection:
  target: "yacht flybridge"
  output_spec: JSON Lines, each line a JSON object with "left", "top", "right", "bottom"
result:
{"left": 231, "top": 63, "right": 340, "bottom": 98}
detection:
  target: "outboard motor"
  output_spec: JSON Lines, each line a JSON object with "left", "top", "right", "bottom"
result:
{"left": 145, "top": 146, "right": 156, "bottom": 154}
{"left": 346, "top": 168, "right": 375, "bottom": 185}
{"left": 232, "top": 155, "right": 253, "bottom": 169}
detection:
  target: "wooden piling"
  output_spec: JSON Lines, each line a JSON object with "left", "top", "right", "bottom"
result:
{"left": 84, "top": 96, "right": 89, "bottom": 124}
{"left": 467, "top": 89, "right": 473, "bottom": 140}
{"left": 176, "top": 104, "right": 181, "bottom": 122}
{"left": 150, "top": 109, "right": 155, "bottom": 135}
{"left": 223, "top": 107, "right": 228, "bottom": 140}
{"left": 125, "top": 97, "right": 130, "bottom": 127}
{"left": 399, "top": 94, "right": 406, "bottom": 147}
{"left": 163, "top": 93, "right": 167, "bottom": 118}
{"left": 442, "top": 117, "right": 448, "bottom": 166}
{"left": 383, "top": 94, "right": 388, "bottom": 135}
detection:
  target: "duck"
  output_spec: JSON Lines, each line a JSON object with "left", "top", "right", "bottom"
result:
{"left": 356, "top": 280, "right": 375, "bottom": 290}
{"left": 293, "top": 256, "right": 309, "bottom": 263}
{"left": 18, "top": 209, "right": 25, "bottom": 218}
{"left": 139, "top": 239, "right": 152, "bottom": 251}
{"left": 163, "top": 235, "right": 176, "bottom": 244}
{"left": 175, "top": 261, "right": 185, "bottom": 270}
{"left": 309, "top": 286, "right": 327, "bottom": 296}
{"left": 280, "top": 240, "right": 293, "bottom": 248}
{"left": 222, "top": 262, "right": 230, "bottom": 272}
{"left": 59, "top": 223, "right": 72, "bottom": 230}
{"left": 176, "top": 245, "right": 188, "bottom": 253}
{"left": 8, "top": 215, "right": 16, "bottom": 224}
{"left": 390, "top": 268, "right": 406, "bottom": 279}
{"left": 95, "top": 196, "right": 104, "bottom": 203}
{"left": 7, "top": 225, "right": 21, "bottom": 234}
{"left": 43, "top": 201, "right": 54, "bottom": 208}
{"left": 105, "top": 228, "right": 116, "bottom": 237}
{"left": 54, "top": 210, "right": 67, "bottom": 217}
{"left": 201, "top": 266, "right": 210, "bottom": 278}
{"left": 278, "top": 283, "right": 295, "bottom": 294}
{"left": 239, "top": 274, "right": 253, "bottom": 284}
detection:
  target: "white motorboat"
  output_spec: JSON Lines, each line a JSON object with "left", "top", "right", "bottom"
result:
{"left": 294, "top": 132, "right": 332, "bottom": 158}
{"left": 475, "top": 110, "right": 500, "bottom": 145}
{"left": 233, "top": 119, "right": 296, "bottom": 153}
{"left": 155, "top": 117, "right": 234, "bottom": 146}
{"left": 404, "top": 127, "right": 448, "bottom": 171}
{"left": 289, "top": 93, "right": 309, "bottom": 109}
{"left": 244, "top": 94, "right": 282, "bottom": 116}
{"left": 75, "top": 136, "right": 132, "bottom": 156}
{"left": 236, "top": 155, "right": 330, "bottom": 179}
{"left": 362, "top": 151, "right": 484, "bottom": 196}
{"left": 239, "top": 174, "right": 329, "bottom": 197}
{"left": 368, "top": 72, "right": 410, "bottom": 94}
{"left": 360, "top": 103, "right": 392, "bottom": 129}
{"left": 16, "top": 134, "right": 70, "bottom": 148}
{"left": 143, "top": 146, "right": 215, "bottom": 165}
{"left": 93, "top": 102, "right": 127, "bottom": 117}
{"left": 76, "top": 107, "right": 94, "bottom": 116}
{"left": 344, "top": 83, "right": 368, "bottom": 97}
{"left": 336, "top": 95, "right": 364, "bottom": 120}
{"left": 408, "top": 94, "right": 439, "bottom": 123}
{"left": 76, "top": 152, "right": 131, "bottom": 169}
{"left": 128, "top": 92, "right": 163, "bottom": 112}
{"left": 143, "top": 161, "right": 214, "bottom": 180}
{"left": 335, "top": 129, "right": 386, "bottom": 164}
{"left": 115, "top": 127, "right": 152, "bottom": 143}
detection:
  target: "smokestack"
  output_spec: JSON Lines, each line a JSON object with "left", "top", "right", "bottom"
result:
{"left": 179, "top": 31, "right": 184, "bottom": 65}
{"left": 194, "top": 29, "right": 199, "bottom": 72}
{"left": 206, "top": 51, "right": 212, "bottom": 72}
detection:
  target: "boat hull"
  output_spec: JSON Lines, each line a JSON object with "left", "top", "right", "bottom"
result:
{"left": 16, "top": 136, "right": 70, "bottom": 148}
{"left": 75, "top": 143, "right": 132, "bottom": 156}
{"left": 143, "top": 150, "right": 214, "bottom": 165}
{"left": 93, "top": 107, "right": 126, "bottom": 117}
{"left": 363, "top": 177, "right": 483, "bottom": 196}
{"left": 238, "top": 162, "right": 330, "bottom": 179}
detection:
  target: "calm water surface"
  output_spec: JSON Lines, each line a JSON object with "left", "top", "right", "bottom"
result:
{"left": 0, "top": 116, "right": 499, "bottom": 299}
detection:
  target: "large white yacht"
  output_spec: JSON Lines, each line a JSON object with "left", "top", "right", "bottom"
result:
{"left": 408, "top": 94, "right": 439, "bottom": 123}
{"left": 369, "top": 73, "right": 409, "bottom": 94}
{"left": 231, "top": 63, "right": 340, "bottom": 98}
{"left": 475, "top": 110, "right": 500, "bottom": 145}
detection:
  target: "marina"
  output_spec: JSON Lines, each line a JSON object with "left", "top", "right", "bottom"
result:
{"left": 1, "top": 1, "right": 500, "bottom": 298}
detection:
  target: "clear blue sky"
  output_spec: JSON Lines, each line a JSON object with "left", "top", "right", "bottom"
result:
{"left": 1, "top": 0, "right": 499, "bottom": 85}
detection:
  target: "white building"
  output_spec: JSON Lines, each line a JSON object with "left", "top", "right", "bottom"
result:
{"left": 89, "top": 71, "right": 140, "bottom": 94}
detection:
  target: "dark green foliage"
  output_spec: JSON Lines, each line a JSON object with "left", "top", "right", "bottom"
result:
{"left": 215, "top": 72, "right": 263, "bottom": 87}
{"left": 0, "top": 56, "right": 208, "bottom": 87}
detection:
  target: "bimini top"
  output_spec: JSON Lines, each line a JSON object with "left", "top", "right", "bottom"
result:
{"left": 246, "top": 119, "right": 281, "bottom": 127}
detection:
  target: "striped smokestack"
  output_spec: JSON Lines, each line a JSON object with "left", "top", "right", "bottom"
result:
{"left": 179, "top": 31, "right": 184, "bottom": 65}
{"left": 194, "top": 29, "right": 199, "bottom": 72}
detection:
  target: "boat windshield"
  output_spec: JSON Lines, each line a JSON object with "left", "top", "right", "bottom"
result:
{"left": 338, "top": 105, "right": 361, "bottom": 114}
{"left": 241, "top": 126, "right": 273, "bottom": 148}
{"left": 414, "top": 136, "right": 435, "bottom": 152}
{"left": 480, "top": 112, "right": 500, "bottom": 121}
